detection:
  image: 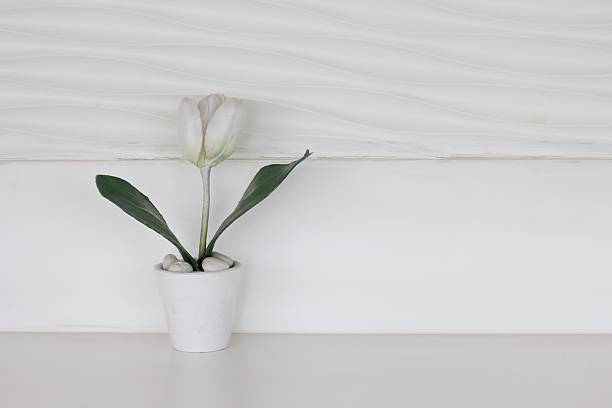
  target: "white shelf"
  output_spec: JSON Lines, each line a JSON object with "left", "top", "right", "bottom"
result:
{"left": 1, "top": 333, "right": 611, "bottom": 407}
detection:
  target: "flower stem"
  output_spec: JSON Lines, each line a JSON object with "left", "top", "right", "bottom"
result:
{"left": 198, "top": 166, "right": 211, "bottom": 264}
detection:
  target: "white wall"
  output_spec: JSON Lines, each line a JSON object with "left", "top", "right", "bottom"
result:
{"left": 2, "top": 159, "right": 612, "bottom": 333}
{"left": 1, "top": 0, "right": 612, "bottom": 160}
{"left": 1, "top": 0, "right": 612, "bottom": 333}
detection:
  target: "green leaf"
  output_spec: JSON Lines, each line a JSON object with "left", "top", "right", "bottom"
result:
{"left": 201, "top": 149, "right": 312, "bottom": 260}
{"left": 95, "top": 175, "right": 197, "bottom": 268}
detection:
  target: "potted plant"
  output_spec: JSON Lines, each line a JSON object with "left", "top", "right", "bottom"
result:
{"left": 95, "top": 94, "right": 311, "bottom": 352}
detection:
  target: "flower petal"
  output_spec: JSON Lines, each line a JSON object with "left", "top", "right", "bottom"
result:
{"left": 216, "top": 99, "right": 245, "bottom": 161}
{"left": 198, "top": 94, "right": 224, "bottom": 131}
{"left": 177, "top": 98, "right": 203, "bottom": 165}
{"left": 202, "top": 98, "right": 245, "bottom": 167}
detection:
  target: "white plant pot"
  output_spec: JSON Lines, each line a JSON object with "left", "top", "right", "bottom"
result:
{"left": 155, "top": 262, "right": 242, "bottom": 353}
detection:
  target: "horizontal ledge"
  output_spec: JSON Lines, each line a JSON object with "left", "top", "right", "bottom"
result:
{"left": 3, "top": 156, "right": 612, "bottom": 163}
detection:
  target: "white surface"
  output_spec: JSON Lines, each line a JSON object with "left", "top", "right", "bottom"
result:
{"left": 1, "top": 333, "right": 612, "bottom": 407}
{"left": 156, "top": 263, "right": 242, "bottom": 352}
{"left": 1, "top": 159, "right": 612, "bottom": 333}
{"left": 2, "top": 0, "right": 612, "bottom": 160}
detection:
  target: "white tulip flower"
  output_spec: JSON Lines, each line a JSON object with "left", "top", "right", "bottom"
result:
{"left": 178, "top": 94, "right": 246, "bottom": 168}
{"left": 178, "top": 94, "right": 246, "bottom": 260}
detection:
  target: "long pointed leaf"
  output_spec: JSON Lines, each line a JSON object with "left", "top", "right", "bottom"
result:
{"left": 202, "top": 150, "right": 312, "bottom": 260}
{"left": 95, "top": 175, "right": 197, "bottom": 268}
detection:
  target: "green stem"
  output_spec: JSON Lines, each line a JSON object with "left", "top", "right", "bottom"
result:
{"left": 198, "top": 166, "right": 211, "bottom": 264}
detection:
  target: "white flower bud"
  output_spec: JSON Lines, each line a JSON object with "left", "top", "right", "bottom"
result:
{"left": 177, "top": 94, "right": 245, "bottom": 168}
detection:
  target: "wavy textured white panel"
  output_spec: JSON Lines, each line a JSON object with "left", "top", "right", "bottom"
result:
{"left": 1, "top": 0, "right": 612, "bottom": 159}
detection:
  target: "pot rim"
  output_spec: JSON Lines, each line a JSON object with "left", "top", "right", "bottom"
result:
{"left": 154, "top": 261, "right": 241, "bottom": 276}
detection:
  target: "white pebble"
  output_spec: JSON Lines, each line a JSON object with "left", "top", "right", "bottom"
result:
{"left": 202, "top": 256, "right": 231, "bottom": 272}
{"left": 212, "top": 252, "right": 234, "bottom": 267}
{"left": 162, "top": 254, "right": 179, "bottom": 270}
{"left": 167, "top": 261, "right": 193, "bottom": 273}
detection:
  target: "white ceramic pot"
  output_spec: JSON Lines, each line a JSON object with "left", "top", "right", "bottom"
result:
{"left": 155, "top": 262, "right": 242, "bottom": 353}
